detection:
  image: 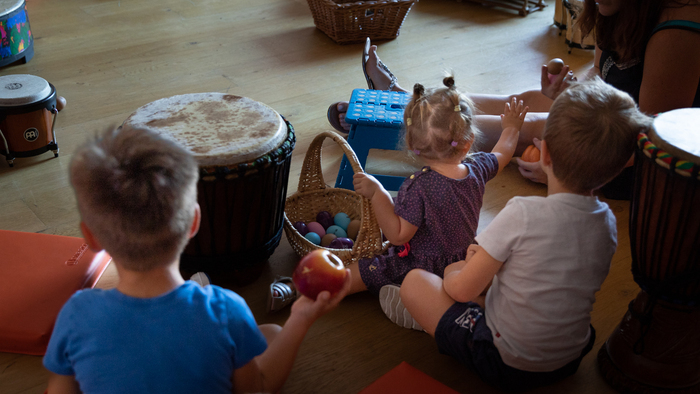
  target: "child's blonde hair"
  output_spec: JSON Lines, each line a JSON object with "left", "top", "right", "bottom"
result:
{"left": 403, "top": 75, "right": 480, "bottom": 161}
{"left": 544, "top": 77, "right": 652, "bottom": 193}
{"left": 70, "top": 126, "right": 199, "bottom": 271}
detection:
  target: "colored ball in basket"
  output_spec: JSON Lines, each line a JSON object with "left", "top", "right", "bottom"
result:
{"left": 307, "top": 222, "right": 326, "bottom": 237}
{"left": 521, "top": 145, "right": 541, "bottom": 163}
{"left": 346, "top": 220, "right": 361, "bottom": 240}
{"left": 293, "top": 221, "right": 309, "bottom": 236}
{"left": 326, "top": 225, "right": 347, "bottom": 238}
{"left": 316, "top": 211, "right": 334, "bottom": 229}
{"left": 304, "top": 232, "right": 321, "bottom": 245}
{"left": 329, "top": 237, "right": 354, "bottom": 249}
{"left": 321, "top": 233, "right": 337, "bottom": 247}
{"left": 334, "top": 212, "right": 352, "bottom": 230}
{"left": 292, "top": 250, "right": 348, "bottom": 300}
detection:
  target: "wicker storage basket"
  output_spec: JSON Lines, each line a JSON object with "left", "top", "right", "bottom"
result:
{"left": 283, "top": 131, "right": 389, "bottom": 265}
{"left": 306, "top": 0, "right": 418, "bottom": 44}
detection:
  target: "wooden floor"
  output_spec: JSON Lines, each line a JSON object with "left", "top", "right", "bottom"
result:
{"left": 0, "top": 0, "right": 639, "bottom": 393}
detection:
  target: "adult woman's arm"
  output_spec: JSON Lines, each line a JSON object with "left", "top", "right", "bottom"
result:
{"left": 638, "top": 27, "right": 700, "bottom": 114}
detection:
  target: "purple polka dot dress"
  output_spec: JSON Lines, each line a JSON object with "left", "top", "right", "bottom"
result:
{"left": 358, "top": 152, "right": 499, "bottom": 294}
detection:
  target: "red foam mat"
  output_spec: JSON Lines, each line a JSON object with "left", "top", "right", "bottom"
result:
{"left": 359, "top": 361, "right": 460, "bottom": 394}
{"left": 0, "top": 230, "right": 112, "bottom": 355}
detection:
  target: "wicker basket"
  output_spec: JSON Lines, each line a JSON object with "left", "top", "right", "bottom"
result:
{"left": 306, "top": 0, "right": 418, "bottom": 44}
{"left": 283, "top": 131, "right": 389, "bottom": 265}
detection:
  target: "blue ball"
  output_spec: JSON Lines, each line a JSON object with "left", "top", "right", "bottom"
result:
{"left": 334, "top": 212, "right": 352, "bottom": 230}
{"left": 326, "top": 225, "right": 347, "bottom": 238}
{"left": 304, "top": 232, "right": 321, "bottom": 245}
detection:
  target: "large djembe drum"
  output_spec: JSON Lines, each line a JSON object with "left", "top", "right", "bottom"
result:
{"left": 122, "top": 93, "right": 295, "bottom": 285}
{"left": 598, "top": 108, "right": 700, "bottom": 393}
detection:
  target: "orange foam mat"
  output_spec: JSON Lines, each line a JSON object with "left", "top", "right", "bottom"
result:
{"left": 0, "top": 230, "right": 112, "bottom": 355}
{"left": 359, "top": 361, "right": 460, "bottom": 394}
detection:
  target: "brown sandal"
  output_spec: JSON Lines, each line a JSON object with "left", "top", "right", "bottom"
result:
{"left": 327, "top": 102, "right": 349, "bottom": 134}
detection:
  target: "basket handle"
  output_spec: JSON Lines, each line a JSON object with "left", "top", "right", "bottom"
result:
{"left": 297, "top": 131, "right": 365, "bottom": 193}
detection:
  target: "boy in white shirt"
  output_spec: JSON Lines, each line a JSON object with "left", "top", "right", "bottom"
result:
{"left": 381, "top": 78, "right": 652, "bottom": 391}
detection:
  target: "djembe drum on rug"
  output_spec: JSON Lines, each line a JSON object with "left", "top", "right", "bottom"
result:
{"left": 598, "top": 108, "right": 700, "bottom": 393}
{"left": 122, "top": 93, "right": 295, "bottom": 285}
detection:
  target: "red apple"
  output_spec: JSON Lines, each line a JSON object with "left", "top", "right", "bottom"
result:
{"left": 292, "top": 250, "right": 347, "bottom": 300}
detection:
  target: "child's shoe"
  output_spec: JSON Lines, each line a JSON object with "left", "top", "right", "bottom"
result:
{"left": 268, "top": 276, "right": 298, "bottom": 313}
{"left": 189, "top": 272, "right": 211, "bottom": 286}
{"left": 379, "top": 284, "right": 423, "bottom": 331}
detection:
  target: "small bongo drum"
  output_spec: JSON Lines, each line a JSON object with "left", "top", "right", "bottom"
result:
{"left": 0, "top": 0, "right": 33, "bottom": 67}
{"left": 599, "top": 108, "right": 700, "bottom": 392}
{"left": 563, "top": 0, "right": 594, "bottom": 53}
{"left": 0, "top": 74, "right": 65, "bottom": 167}
{"left": 122, "top": 93, "right": 295, "bottom": 285}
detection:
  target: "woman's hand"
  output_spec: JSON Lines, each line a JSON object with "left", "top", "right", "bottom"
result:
{"left": 541, "top": 64, "right": 576, "bottom": 101}
{"left": 515, "top": 138, "right": 548, "bottom": 184}
{"left": 353, "top": 173, "right": 381, "bottom": 199}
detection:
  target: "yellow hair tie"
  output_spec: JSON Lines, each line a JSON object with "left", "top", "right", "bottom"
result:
{"left": 406, "top": 118, "right": 412, "bottom": 126}
{"left": 454, "top": 105, "right": 461, "bottom": 112}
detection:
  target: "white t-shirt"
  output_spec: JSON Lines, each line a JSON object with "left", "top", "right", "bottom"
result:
{"left": 475, "top": 193, "right": 616, "bottom": 372}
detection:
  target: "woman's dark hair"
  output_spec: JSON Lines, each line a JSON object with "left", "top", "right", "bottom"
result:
{"left": 578, "top": 0, "right": 689, "bottom": 62}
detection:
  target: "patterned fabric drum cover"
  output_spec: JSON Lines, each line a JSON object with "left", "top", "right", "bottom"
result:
{"left": 122, "top": 93, "right": 295, "bottom": 284}
{"left": 0, "top": 0, "right": 33, "bottom": 67}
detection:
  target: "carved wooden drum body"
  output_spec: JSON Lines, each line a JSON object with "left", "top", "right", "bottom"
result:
{"left": 599, "top": 109, "right": 700, "bottom": 393}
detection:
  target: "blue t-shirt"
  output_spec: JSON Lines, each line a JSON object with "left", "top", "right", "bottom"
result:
{"left": 43, "top": 282, "right": 267, "bottom": 394}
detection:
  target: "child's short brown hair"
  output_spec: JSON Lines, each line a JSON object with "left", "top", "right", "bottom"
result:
{"left": 543, "top": 78, "right": 652, "bottom": 193}
{"left": 403, "top": 75, "right": 480, "bottom": 161}
{"left": 70, "top": 127, "right": 199, "bottom": 271}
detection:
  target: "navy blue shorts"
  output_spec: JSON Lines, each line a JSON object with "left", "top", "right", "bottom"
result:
{"left": 434, "top": 302, "right": 595, "bottom": 392}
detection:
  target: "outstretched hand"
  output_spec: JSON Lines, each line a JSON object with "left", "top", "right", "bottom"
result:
{"left": 515, "top": 138, "right": 548, "bottom": 184}
{"left": 353, "top": 173, "right": 381, "bottom": 200}
{"left": 290, "top": 269, "right": 352, "bottom": 323}
{"left": 541, "top": 64, "right": 576, "bottom": 101}
{"left": 501, "top": 97, "right": 529, "bottom": 131}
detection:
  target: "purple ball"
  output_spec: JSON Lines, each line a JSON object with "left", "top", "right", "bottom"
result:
{"left": 293, "top": 221, "right": 309, "bottom": 236}
{"left": 329, "top": 237, "right": 354, "bottom": 249}
{"left": 316, "top": 211, "right": 334, "bottom": 229}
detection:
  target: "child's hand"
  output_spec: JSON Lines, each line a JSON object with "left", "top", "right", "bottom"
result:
{"left": 500, "top": 97, "right": 529, "bottom": 131}
{"left": 353, "top": 173, "right": 381, "bottom": 199}
{"left": 290, "top": 269, "right": 352, "bottom": 323}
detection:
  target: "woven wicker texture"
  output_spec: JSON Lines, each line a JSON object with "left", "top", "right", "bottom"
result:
{"left": 306, "top": 0, "right": 418, "bottom": 44}
{"left": 283, "top": 131, "right": 389, "bottom": 265}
